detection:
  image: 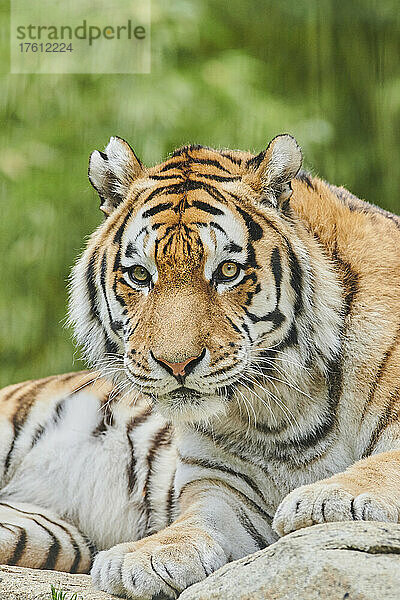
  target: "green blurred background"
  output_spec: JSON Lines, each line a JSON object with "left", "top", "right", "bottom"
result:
{"left": 1, "top": 0, "right": 399, "bottom": 386}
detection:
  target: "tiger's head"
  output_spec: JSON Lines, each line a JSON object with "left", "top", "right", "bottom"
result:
{"left": 69, "top": 135, "right": 338, "bottom": 423}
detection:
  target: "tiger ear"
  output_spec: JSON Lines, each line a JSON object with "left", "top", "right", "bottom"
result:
{"left": 247, "top": 134, "right": 302, "bottom": 207}
{"left": 88, "top": 136, "right": 144, "bottom": 215}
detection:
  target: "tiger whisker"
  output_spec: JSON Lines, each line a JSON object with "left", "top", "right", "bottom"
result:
{"left": 241, "top": 373, "right": 299, "bottom": 433}
{"left": 236, "top": 376, "right": 277, "bottom": 427}
{"left": 234, "top": 387, "right": 255, "bottom": 434}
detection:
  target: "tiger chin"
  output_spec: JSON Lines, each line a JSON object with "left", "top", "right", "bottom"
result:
{"left": 1, "top": 134, "right": 400, "bottom": 599}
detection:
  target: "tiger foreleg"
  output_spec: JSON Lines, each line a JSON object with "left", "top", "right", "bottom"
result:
{"left": 91, "top": 479, "right": 275, "bottom": 599}
{"left": 273, "top": 449, "right": 400, "bottom": 536}
{"left": 0, "top": 500, "right": 93, "bottom": 573}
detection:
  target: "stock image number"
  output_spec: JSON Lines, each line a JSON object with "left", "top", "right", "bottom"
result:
{"left": 19, "top": 43, "right": 73, "bottom": 53}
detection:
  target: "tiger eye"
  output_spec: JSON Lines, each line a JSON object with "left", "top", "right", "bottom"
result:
{"left": 129, "top": 265, "right": 151, "bottom": 285}
{"left": 220, "top": 261, "right": 239, "bottom": 280}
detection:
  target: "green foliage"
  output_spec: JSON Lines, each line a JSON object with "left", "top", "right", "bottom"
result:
{"left": 0, "top": 0, "right": 399, "bottom": 386}
{"left": 50, "top": 584, "right": 82, "bottom": 600}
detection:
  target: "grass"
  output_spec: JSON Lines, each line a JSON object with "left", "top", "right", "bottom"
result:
{"left": 50, "top": 584, "right": 83, "bottom": 600}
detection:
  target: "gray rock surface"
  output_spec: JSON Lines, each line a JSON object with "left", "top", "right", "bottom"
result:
{"left": 0, "top": 565, "right": 118, "bottom": 599}
{"left": 180, "top": 521, "right": 400, "bottom": 600}
{"left": 2, "top": 522, "right": 400, "bottom": 599}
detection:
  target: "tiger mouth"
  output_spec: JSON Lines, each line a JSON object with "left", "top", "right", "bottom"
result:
{"left": 167, "top": 386, "right": 203, "bottom": 402}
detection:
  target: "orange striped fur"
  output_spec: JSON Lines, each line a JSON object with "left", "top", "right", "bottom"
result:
{"left": 1, "top": 135, "right": 400, "bottom": 598}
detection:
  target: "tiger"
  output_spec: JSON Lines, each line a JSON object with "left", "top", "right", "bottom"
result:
{"left": 1, "top": 133, "right": 400, "bottom": 599}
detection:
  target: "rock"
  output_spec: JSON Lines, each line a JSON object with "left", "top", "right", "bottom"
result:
{"left": 0, "top": 565, "right": 118, "bottom": 600}
{"left": 180, "top": 521, "right": 400, "bottom": 600}
{"left": 2, "top": 522, "right": 400, "bottom": 599}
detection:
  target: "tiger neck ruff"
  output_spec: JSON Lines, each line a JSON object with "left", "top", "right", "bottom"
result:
{"left": 1, "top": 134, "right": 400, "bottom": 599}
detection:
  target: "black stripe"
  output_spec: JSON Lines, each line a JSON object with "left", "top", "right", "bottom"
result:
{"left": 235, "top": 206, "right": 263, "bottom": 241}
{"left": 231, "top": 205, "right": 263, "bottom": 271}
{"left": 126, "top": 408, "right": 153, "bottom": 495}
{"left": 281, "top": 322, "right": 299, "bottom": 348}
{"left": 192, "top": 200, "right": 224, "bottom": 215}
{"left": 179, "top": 455, "right": 267, "bottom": 505}
{"left": 246, "top": 151, "right": 265, "bottom": 170}
{"left": 140, "top": 184, "right": 179, "bottom": 205}
{"left": 7, "top": 526, "right": 27, "bottom": 564}
{"left": 273, "top": 363, "right": 340, "bottom": 456}
{"left": 150, "top": 174, "right": 184, "bottom": 181}
{"left": 0, "top": 503, "right": 83, "bottom": 573}
{"left": 230, "top": 273, "right": 258, "bottom": 304}
{"left": 244, "top": 306, "right": 285, "bottom": 329}
{"left": 241, "top": 320, "right": 253, "bottom": 343}
{"left": 171, "top": 143, "right": 205, "bottom": 157}
{"left": 100, "top": 253, "right": 123, "bottom": 334}
{"left": 193, "top": 423, "right": 264, "bottom": 467}
{"left": 126, "top": 426, "right": 135, "bottom": 495}
{"left": 234, "top": 273, "right": 257, "bottom": 288}
{"left": 31, "top": 393, "right": 66, "bottom": 448}
{"left": 92, "top": 396, "right": 114, "bottom": 437}
{"left": 219, "top": 152, "right": 243, "bottom": 166}
{"left": 253, "top": 415, "right": 289, "bottom": 436}
{"left": 111, "top": 246, "right": 128, "bottom": 310}
{"left": 244, "top": 246, "right": 285, "bottom": 328}
{"left": 224, "top": 242, "right": 243, "bottom": 253}
{"left": 127, "top": 371, "right": 158, "bottom": 383}
{"left": 196, "top": 173, "right": 241, "bottom": 182}
{"left": 193, "top": 157, "right": 231, "bottom": 172}
{"left": 30, "top": 424, "right": 45, "bottom": 448}
{"left": 4, "top": 378, "right": 53, "bottom": 474}
{"left": 178, "top": 477, "right": 273, "bottom": 521}
{"left": 225, "top": 315, "right": 242, "bottom": 335}
{"left": 69, "top": 538, "right": 83, "bottom": 573}
{"left": 0, "top": 381, "right": 31, "bottom": 403}
{"left": 86, "top": 250, "right": 119, "bottom": 354}
{"left": 273, "top": 415, "right": 334, "bottom": 455}
{"left": 38, "top": 522, "right": 61, "bottom": 570}
{"left": 286, "top": 241, "right": 303, "bottom": 315}
{"left": 185, "top": 179, "right": 228, "bottom": 203}
{"left": 113, "top": 210, "right": 134, "bottom": 244}
{"left": 29, "top": 376, "right": 95, "bottom": 449}
{"left": 296, "top": 170, "right": 314, "bottom": 190}
{"left": 165, "top": 469, "right": 176, "bottom": 526}
{"left": 209, "top": 221, "right": 228, "bottom": 236}
{"left": 270, "top": 248, "right": 282, "bottom": 305}
{"left": 208, "top": 364, "right": 233, "bottom": 379}
{"left": 4, "top": 506, "right": 62, "bottom": 570}
{"left": 126, "top": 241, "right": 139, "bottom": 257}
{"left": 160, "top": 156, "right": 234, "bottom": 175}
{"left": 249, "top": 207, "right": 305, "bottom": 317}
{"left": 362, "top": 327, "right": 400, "bottom": 419}
{"left": 143, "top": 425, "right": 173, "bottom": 533}
{"left": 362, "top": 388, "right": 400, "bottom": 458}
{"left": 159, "top": 160, "right": 187, "bottom": 172}
{"left": 237, "top": 508, "right": 268, "bottom": 550}
{"left": 161, "top": 177, "right": 227, "bottom": 204}
{"left": 142, "top": 202, "right": 173, "bottom": 218}
{"left": 331, "top": 237, "right": 359, "bottom": 317}
{"left": 86, "top": 251, "right": 102, "bottom": 322}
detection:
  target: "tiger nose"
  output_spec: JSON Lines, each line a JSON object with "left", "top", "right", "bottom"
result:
{"left": 151, "top": 349, "right": 206, "bottom": 379}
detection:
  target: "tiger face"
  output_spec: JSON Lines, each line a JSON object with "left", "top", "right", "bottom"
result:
{"left": 69, "top": 135, "right": 307, "bottom": 422}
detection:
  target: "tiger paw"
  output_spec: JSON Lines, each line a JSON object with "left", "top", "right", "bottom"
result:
{"left": 91, "top": 533, "right": 227, "bottom": 599}
{"left": 272, "top": 481, "right": 399, "bottom": 537}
